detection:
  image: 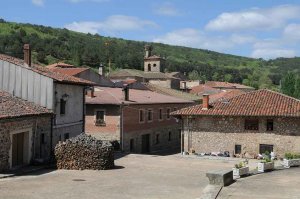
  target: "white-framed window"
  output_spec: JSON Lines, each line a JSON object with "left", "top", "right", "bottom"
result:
{"left": 166, "top": 108, "right": 171, "bottom": 119}
{"left": 147, "top": 109, "right": 153, "bottom": 122}
{"left": 139, "top": 109, "right": 145, "bottom": 123}
{"left": 159, "top": 108, "right": 163, "bottom": 121}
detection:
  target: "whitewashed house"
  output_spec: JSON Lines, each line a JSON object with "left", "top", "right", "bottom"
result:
{"left": 0, "top": 44, "right": 94, "bottom": 149}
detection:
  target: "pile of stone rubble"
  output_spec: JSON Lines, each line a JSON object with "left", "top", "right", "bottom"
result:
{"left": 54, "top": 134, "right": 114, "bottom": 170}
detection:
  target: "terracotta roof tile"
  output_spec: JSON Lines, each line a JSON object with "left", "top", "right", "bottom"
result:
{"left": 145, "top": 83, "right": 200, "bottom": 102}
{"left": 48, "top": 67, "right": 89, "bottom": 76}
{"left": 86, "top": 87, "right": 194, "bottom": 105}
{"left": 190, "top": 85, "right": 221, "bottom": 95}
{"left": 0, "top": 91, "right": 52, "bottom": 119}
{"left": 46, "top": 62, "right": 75, "bottom": 69}
{"left": 209, "top": 89, "right": 246, "bottom": 103}
{"left": 0, "top": 54, "right": 94, "bottom": 86}
{"left": 204, "top": 81, "right": 254, "bottom": 90}
{"left": 172, "top": 89, "right": 300, "bottom": 117}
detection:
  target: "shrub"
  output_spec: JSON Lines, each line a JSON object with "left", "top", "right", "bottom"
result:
{"left": 234, "top": 161, "right": 246, "bottom": 169}
{"left": 284, "top": 152, "right": 300, "bottom": 160}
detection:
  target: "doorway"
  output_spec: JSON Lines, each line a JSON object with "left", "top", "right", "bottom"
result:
{"left": 12, "top": 132, "right": 25, "bottom": 168}
{"left": 141, "top": 134, "right": 150, "bottom": 153}
{"left": 10, "top": 129, "right": 31, "bottom": 169}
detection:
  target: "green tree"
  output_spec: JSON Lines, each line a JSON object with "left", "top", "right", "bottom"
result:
{"left": 188, "top": 70, "right": 200, "bottom": 80}
{"left": 294, "top": 77, "right": 300, "bottom": 99}
{"left": 281, "top": 72, "right": 296, "bottom": 97}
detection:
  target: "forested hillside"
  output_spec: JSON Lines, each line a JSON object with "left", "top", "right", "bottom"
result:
{"left": 0, "top": 19, "right": 299, "bottom": 90}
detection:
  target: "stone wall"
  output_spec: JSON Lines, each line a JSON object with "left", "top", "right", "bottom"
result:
{"left": 183, "top": 116, "right": 300, "bottom": 157}
{"left": 0, "top": 115, "right": 51, "bottom": 172}
{"left": 52, "top": 123, "right": 83, "bottom": 149}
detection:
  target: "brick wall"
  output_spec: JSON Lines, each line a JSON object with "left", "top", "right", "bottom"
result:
{"left": 0, "top": 115, "right": 51, "bottom": 172}
{"left": 183, "top": 116, "right": 300, "bottom": 157}
{"left": 85, "top": 103, "right": 191, "bottom": 153}
{"left": 85, "top": 104, "right": 120, "bottom": 141}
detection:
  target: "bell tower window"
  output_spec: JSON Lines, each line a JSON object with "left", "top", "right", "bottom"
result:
{"left": 148, "top": 63, "right": 151, "bottom": 72}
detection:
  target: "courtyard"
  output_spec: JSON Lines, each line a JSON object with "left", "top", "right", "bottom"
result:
{"left": 0, "top": 154, "right": 300, "bottom": 199}
{"left": 0, "top": 153, "right": 240, "bottom": 199}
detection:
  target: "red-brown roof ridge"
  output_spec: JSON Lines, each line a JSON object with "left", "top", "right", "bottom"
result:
{"left": 0, "top": 54, "right": 94, "bottom": 86}
{"left": 172, "top": 89, "right": 300, "bottom": 117}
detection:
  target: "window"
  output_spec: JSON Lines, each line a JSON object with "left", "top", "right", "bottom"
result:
{"left": 64, "top": 133, "right": 69, "bottom": 141}
{"left": 166, "top": 108, "right": 171, "bottom": 119}
{"left": 148, "top": 64, "right": 151, "bottom": 71}
{"left": 156, "top": 134, "right": 160, "bottom": 144}
{"left": 245, "top": 119, "right": 259, "bottom": 130}
{"left": 159, "top": 108, "right": 163, "bottom": 120}
{"left": 60, "top": 99, "right": 66, "bottom": 115}
{"left": 130, "top": 139, "right": 135, "bottom": 152}
{"left": 235, "top": 144, "right": 241, "bottom": 154}
{"left": 153, "top": 64, "right": 157, "bottom": 67}
{"left": 95, "top": 110, "right": 106, "bottom": 126}
{"left": 266, "top": 119, "right": 274, "bottom": 131}
{"left": 147, "top": 109, "right": 153, "bottom": 122}
{"left": 259, "top": 144, "right": 273, "bottom": 154}
{"left": 96, "top": 110, "right": 105, "bottom": 121}
{"left": 173, "top": 107, "right": 177, "bottom": 111}
{"left": 139, "top": 109, "right": 145, "bottom": 123}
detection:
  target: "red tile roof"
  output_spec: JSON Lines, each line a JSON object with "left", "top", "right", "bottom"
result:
{"left": 172, "top": 89, "right": 300, "bottom": 117}
{"left": 48, "top": 67, "right": 89, "bottom": 76}
{"left": 190, "top": 85, "right": 221, "bottom": 95}
{"left": 0, "top": 91, "right": 52, "bottom": 119}
{"left": 86, "top": 87, "right": 194, "bottom": 105}
{"left": 0, "top": 54, "right": 94, "bottom": 86}
{"left": 46, "top": 62, "right": 75, "bottom": 69}
{"left": 209, "top": 89, "right": 246, "bottom": 103}
{"left": 204, "top": 81, "right": 254, "bottom": 90}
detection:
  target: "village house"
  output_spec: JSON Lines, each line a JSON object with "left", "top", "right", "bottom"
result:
{"left": 172, "top": 89, "right": 300, "bottom": 158}
{"left": 46, "top": 62, "right": 114, "bottom": 87}
{"left": 85, "top": 86, "right": 194, "bottom": 153}
{"left": 0, "top": 44, "right": 94, "bottom": 149}
{"left": 109, "top": 45, "right": 184, "bottom": 90}
{"left": 0, "top": 91, "right": 52, "bottom": 171}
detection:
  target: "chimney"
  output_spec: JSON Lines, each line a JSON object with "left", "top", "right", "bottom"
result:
{"left": 87, "top": 88, "right": 94, "bottom": 98}
{"left": 123, "top": 85, "right": 129, "bottom": 101}
{"left": 23, "top": 44, "right": 31, "bottom": 67}
{"left": 202, "top": 94, "right": 209, "bottom": 110}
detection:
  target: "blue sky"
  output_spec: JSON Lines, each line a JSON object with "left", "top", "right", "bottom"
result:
{"left": 2, "top": 0, "right": 300, "bottom": 59}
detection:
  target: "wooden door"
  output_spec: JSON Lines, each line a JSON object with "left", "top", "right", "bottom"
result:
{"left": 141, "top": 134, "right": 150, "bottom": 154}
{"left": 12, "top": 133, "right": 24, "bottom": 167}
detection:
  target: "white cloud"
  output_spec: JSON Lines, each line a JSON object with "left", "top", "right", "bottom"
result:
{"left": 32, "top": 0, "right": 44, "bottom": 6}
{"left": 153, "top": 28, "right": 254, "bottom": 51}
{"left": 251, "top": 48, "right": 296, "bottom": 59}
{"left": 65, "top": 15, "right": 158, "bottom": 34}
{"left": 67, "top": 0, "right": 109, "bottom": 3}
{"left": 154, "top": 2, "right": 180, "bottom": 16}
{"left": 230, "top": 34, "right": 256, "bottom": 44}
{"left": 283, "top": 23, "right": 300, "bottom": 41}
{"left": 206, "top": 5, "right": 300, "bottom": 32}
